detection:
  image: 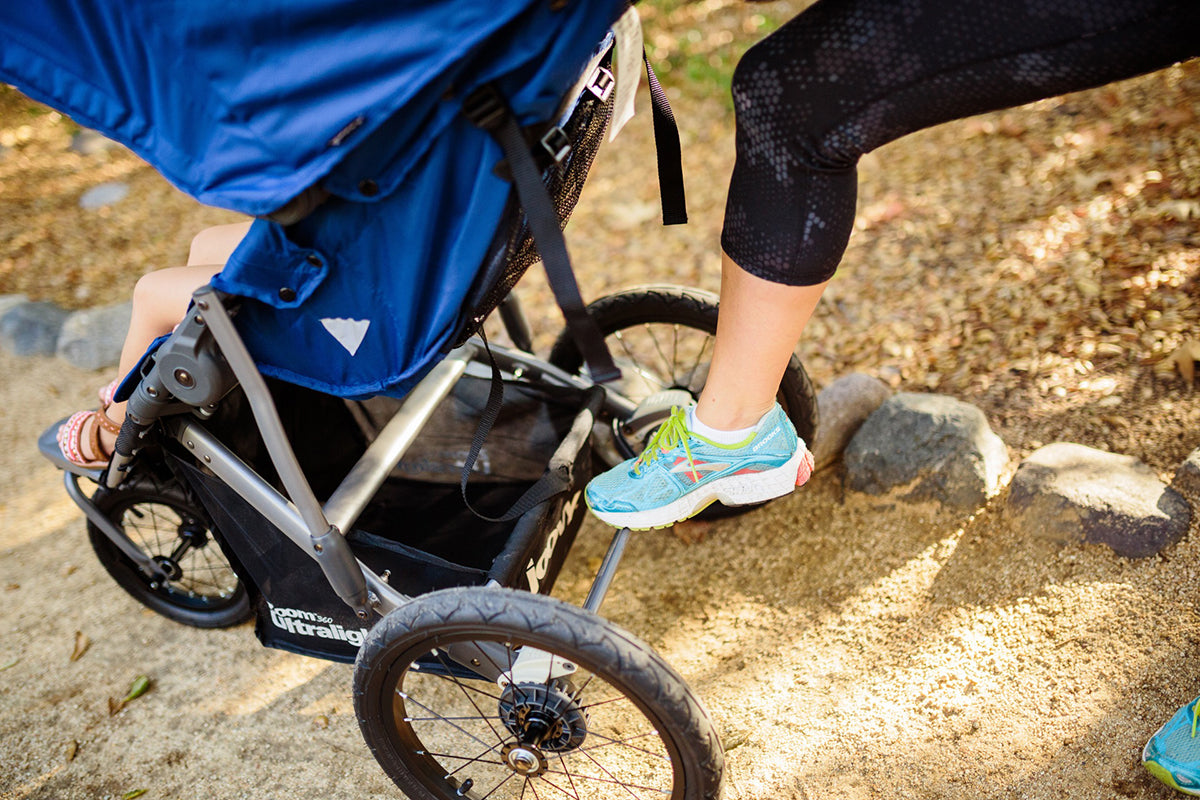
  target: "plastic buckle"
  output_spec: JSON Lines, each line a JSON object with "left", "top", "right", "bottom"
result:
{"left": 462, "top": 85, "right": 507, "bottom": 131}
{"left": 587, "top": 67, "right": 615, "bottom": 103}
{"left": 541, "top": 127, "right": 572, "bottom": 164}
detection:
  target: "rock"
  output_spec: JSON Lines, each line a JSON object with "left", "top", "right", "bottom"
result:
{"left": 0, "top": 302, "right": 69, "bottom": 357}
{"left": 56, "top": 302, "right": 132, "bottom": 370}
{"left": 1007, "top": 442, "right": 1191, "bottom": 558}
{"left": 844, "top": 392, "right": 1008, "bottom": 509}
{"left": 1171, "top": 448, "right": 1200, "bottom": 507}
{"left": 811, "top": 372, "right": 891, "bottom": 471}
{"left": 0, "top": 294, "right": 28, "bottom": 319}
{"left": 69, "top": 129, "right": 119, "bottom": 156}
{"left": 79, "top": 182, "right": 129, "bottom": 209}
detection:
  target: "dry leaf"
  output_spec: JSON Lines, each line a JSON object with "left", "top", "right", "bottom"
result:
{"left": 314, "top": 714, "right": 329, "bottom": 730}
{"left": 70, "top": 631, "right": 90, "bottom": 662}
{"left": 108, "top": 697, "right": 124, "bottom": 716}
{"left": 65, "top": 741, "right": 78, "bottom": 762}
{"left": 1167, "top": 340, "right": 1200, "bottom": 385}
{"left": 121, "top": 790, "right": 147, "bottom": 800}
{"left": 671, "top": 519, "right": 709, "bottom": 545}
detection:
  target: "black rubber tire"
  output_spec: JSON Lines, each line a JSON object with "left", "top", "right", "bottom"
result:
{"left": 354, "top": 586, "right": 724, "bottom": 800}
{"left": 87, "top": 476, "right": 251, "bottom": 629}
{"left": 548, "top": 285, "right": 818, "bottom": 453}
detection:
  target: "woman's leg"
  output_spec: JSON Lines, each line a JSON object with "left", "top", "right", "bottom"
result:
{"left": 695, "top": 254, "right": 827, "bottom": 431}
{"left": 587, "top": 0, "right": 1198, "bottom": 527}
{"left": 703, "top": 0, "right": 1200, "bottom": 433}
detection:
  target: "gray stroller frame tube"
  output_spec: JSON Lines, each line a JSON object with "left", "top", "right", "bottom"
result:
{"left": 168, "top": 418, "right": 407, "bottom": 614}
{"left": 192, "top": 288, "right": 373, "bottom": 617}
{"left": 323, "top": 346, "right": 475, "bottom": 535}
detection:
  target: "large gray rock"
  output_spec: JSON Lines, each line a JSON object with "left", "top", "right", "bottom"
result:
{"left": 56, "top": 302, "right": 132, "bottom": 370}
{"left": 844, "top": 392, "right": 1008, "bottom": 509}
{"left": 811, "top": 373, "right": 891, "bottom": 470}
{"left": 1008, "top": 442, "right": 1191, "bottom": 558}
{"left": 0, "top": 294, "right": 28, "bottom": 319}
{"left": 0, "top": 302, "right": 69, "bottom": 357}
{"left": 1170, "top": 448, "right": 1200, "bottom": 508}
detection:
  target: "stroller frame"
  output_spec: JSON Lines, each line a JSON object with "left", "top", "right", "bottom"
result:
{"left": 67, "top": 284, "right": 637, "bottom": 627}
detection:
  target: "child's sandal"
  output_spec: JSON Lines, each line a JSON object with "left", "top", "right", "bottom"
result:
{"left": 56, "top": 380, "right": 123, "bottom": 469}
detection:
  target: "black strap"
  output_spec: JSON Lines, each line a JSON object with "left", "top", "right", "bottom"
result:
{"left": 464, "top": 85, "right": 621, "bottom": 385}
{"left": 644, "top": 54, "right": 687, "bottom": 226}
{"left": 459, "top": 332, "right": 573, "bottom": 523}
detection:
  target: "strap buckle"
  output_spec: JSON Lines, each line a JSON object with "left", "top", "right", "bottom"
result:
{"left": 462, "top": 85, "right": 507, "bottom": 131}
{"left": 540, "top": 127, "right": 572, "bottom": 164}
{"left": 586, "top": 66, "right": 615, "bottom": 103}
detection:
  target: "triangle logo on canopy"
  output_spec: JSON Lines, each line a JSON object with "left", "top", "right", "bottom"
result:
{"left": 320, "top": 317, "right": 370, "bottom": 357}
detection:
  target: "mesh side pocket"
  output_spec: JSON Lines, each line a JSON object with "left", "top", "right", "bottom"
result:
{"left": 455, "top": 61, "right": 615, "bottom": 345}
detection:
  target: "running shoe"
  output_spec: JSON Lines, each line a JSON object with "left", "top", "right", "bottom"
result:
{"left": 585, "top": 403, "right": 813, "bottom": 530}
{"left": 1144, "top": 692, "right": 1200, "bottom": 795}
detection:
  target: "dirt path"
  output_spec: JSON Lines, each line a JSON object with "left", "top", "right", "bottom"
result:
{"left": 3, "top": 9, "right": 1200, "bottom": 798}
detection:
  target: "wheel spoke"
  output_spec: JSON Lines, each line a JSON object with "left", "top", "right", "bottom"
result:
{"left": 573, "top": 731, "right": 669, "bottom": 761}
{"left": 398, "top": 689, "right": 503, "bottom": 756}
{"left": 543, "top": 764, "right": 670, "bottom": 796}
{"left": 430, "top": 648, "right": 509, "bottom": 744}
{"left": 641, "top": 323, "right": 675, "bottom": 383}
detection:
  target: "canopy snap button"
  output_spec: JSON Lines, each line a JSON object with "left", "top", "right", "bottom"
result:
{"left": 358, "top": 178, "right": 379, "bottom": 197}
{"left": 305, "top": 253, "right": 322, "bottom": 267}
{"left": 279, "top": 287, "right": 297, "bottom": 302}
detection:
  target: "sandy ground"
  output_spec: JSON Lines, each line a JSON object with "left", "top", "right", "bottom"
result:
{"left": 3, "top": 5, "right": 1200, "bottom": 799}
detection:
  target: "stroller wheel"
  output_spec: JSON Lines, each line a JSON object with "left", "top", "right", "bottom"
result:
{"left": 548, "top": 285, "right": 819, "bottom": 517}
{"left": 354, "top": 586, "right": 723, "bottom": 800}
{"left": 87, "top": 475, "right": 251, "bottom": 628}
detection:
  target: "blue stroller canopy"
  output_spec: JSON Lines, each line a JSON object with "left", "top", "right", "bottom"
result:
{"left": 0, "top": 0, "right": 628, "bottom": 398}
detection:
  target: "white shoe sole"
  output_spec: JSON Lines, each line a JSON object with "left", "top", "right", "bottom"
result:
{"left": 588, "top": 447, "right": 810, "bottom": 531}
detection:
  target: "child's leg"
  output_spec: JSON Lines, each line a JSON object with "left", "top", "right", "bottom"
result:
{"left": 115, "top": 264, "right": 224, "bottom": 380}
{"left": 112, "top": 222, "right": 250, "bottom": 410}
{"left": 61, "top": 222, "right": 248, "bottom": 465}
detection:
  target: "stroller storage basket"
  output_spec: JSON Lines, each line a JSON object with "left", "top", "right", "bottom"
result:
{"left": 173, "top": 379, "right": 596, "bottom": 663}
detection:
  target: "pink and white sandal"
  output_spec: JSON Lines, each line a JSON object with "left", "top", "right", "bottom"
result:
{"left": 56, "top": 379, "right": 123, "bottom": 469}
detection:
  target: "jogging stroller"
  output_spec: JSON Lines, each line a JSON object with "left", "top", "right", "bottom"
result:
{"left": 6, "top": 2, "right": 818, "bottom": 797}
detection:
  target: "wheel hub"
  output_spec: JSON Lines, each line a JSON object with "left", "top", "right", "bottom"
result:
{"left": 498, "top": 681, "right": 588, "bottom": 753}
{"left": 151, "top": 555, "right": 183, "bottom": 582}
{"left": 501, "top": 743, "right": 547, "bottom": 776}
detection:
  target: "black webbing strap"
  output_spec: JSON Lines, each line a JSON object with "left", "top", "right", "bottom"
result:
{"left": 643, "top": 54, "right": 688, "bottom": 226}
{"left": 463, "top": 85, "right": 621, "bottom": 385}
{"left": 459, "top": 333, "right": 574, "bottom": 523}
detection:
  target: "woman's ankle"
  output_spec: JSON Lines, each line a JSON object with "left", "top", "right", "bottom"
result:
{"left": 693, "top": 396, "right": 774, "bottom": 432}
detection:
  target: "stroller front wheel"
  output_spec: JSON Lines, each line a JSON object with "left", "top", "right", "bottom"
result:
{"left": 87, "top": 476, "right": 251, "bottom": 628}
{"left": 353, "top": 586, "right": 724, "bottom": 800}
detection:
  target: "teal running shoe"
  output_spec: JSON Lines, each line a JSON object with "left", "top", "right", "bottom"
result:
{"left": 585, "top": 403, "right": 813, "bottom": 530}
{"left": 1144, "top": 693, "right": 1200, "bottom": 795}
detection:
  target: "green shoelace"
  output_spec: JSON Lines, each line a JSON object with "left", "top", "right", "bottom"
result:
{"left": 633, "top": 407, "right": 697, "bottom": 479}
{"left": 1193, "top": 701, "right": 1199, "bottom": 738}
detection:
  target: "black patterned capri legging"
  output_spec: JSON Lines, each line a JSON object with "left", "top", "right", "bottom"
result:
{"left": 721, "top": 0, "right": 1200, "bottom": 286}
